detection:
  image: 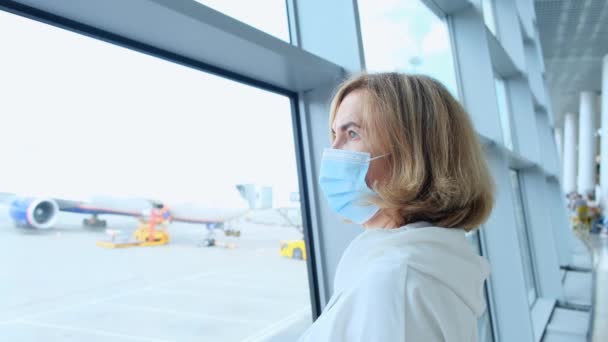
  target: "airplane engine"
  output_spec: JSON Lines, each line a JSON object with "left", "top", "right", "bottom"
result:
{"left": 9, "top": 198, "right": 59, "bottom": 229}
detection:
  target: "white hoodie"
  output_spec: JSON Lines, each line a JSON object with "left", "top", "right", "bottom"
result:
{"left": 296, "top": 222, "right": 490, "bottom": 342}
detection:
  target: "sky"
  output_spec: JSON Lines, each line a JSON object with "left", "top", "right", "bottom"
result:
{"left": 0, "top": 0, "right": 460, "bottom": 207}
{"left": 0, "top": 10, "right": 298, "bottom": 207}
{"left": 358, "top": 0, "right": 460, "bottom": 97}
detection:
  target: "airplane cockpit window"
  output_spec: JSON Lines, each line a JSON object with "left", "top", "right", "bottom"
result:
{"left": 0, "top": 10, "right": 312, "bottom": 341}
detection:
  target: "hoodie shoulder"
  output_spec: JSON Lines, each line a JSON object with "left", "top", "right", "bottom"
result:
{"left": 401, "top": 266, "right": 480, "bottom": 341}
{"left": 344, "top": 257, "right": 479, "bottom": 342}
{"left": 370, "top": 227, "right": 490, "bottom": 317}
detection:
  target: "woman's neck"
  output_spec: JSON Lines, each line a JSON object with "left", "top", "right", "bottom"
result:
{"left": 363, "top": 209, "right": 402, "bottom": 229}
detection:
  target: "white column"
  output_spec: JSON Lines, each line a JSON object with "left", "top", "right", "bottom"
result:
{"left": 577, "top": 91, "right": 598, "bottom": 196}
{"left": 554, "top": 127, "right": 563, "bottom": 162}
{"left": 563, "top": 112, "right": 577, "bottom": 194}
{"left": 601, "top": 55, "right": 608, "bottom": 209}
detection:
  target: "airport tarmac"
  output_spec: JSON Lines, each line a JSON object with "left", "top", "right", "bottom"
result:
{"left": 0, "top": 205, "right": 312, "bottom": 341}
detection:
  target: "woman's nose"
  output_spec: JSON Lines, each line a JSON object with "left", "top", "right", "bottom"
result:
{"left": 331, "top": 139, "right": 342, "bottom": 149}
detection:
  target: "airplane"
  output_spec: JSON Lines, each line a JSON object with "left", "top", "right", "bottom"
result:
{"left": 6, "top": 186, "right": 251, "bottom": 240}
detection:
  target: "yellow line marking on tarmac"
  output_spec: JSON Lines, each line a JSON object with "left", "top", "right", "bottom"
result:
{"left": 240, "top": 306, "right": 311, "bottom": 342}
{"left": 15, "top": 319, "right": 170, "bottom": 342}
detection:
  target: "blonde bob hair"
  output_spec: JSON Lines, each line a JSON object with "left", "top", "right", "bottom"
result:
{"left": 329, "top": 72, "right": 494, "bottom": 231}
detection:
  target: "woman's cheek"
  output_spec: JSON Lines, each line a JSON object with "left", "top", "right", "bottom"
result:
{"left": 349, "top": 139, "right": 367, "bottom": 153}
{"left": 366, "top": 160, "right": 387, "bottom": 188}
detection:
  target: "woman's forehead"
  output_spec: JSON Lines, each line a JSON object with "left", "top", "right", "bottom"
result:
{"left": 333, "top": 91, "right": 365, "bottom": 129}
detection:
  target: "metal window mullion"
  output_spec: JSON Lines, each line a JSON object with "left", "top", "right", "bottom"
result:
{"left": 289, "top": 0, "right": 368, "bottom": 315}
{"left": 480, "top": 148, "right": 536, "bottom": 342}
{"left": 518, "top": 169, "right": 564, "bottom": 302}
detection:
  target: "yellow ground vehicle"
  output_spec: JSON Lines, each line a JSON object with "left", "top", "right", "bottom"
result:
{"left": 280, "top": 240, "right": 306, "bottom": 260}
{"left": 133, "top": 222, "right": 170, "bottom": 246}
{"left": 96, "top": 222, "right": 170, "bottom": 248}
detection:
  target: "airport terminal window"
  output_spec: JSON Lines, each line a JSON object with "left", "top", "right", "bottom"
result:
{"left": 466, "top": 230, "right": 495, "bottom": 342}
{"left": 495, "top": 77, "right": 515, "bottom": 150}
{"left": 0, "top": 10, "right": 311, "bottom": 341}
{"left": 357, "top": 0, "right": 459, "bottom": 96}
{"left": 509, "top": 170, "right": 539, "bottom": 306}
{"left": 194, "top": 0, "right": 290, "bottom": 42}
{"left": 481, "top": 0, "right": 498, "bottom": 36}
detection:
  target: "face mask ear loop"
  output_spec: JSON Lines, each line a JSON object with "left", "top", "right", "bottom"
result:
{"left": 370, "top": 153, "right": 388, "bottom": 161}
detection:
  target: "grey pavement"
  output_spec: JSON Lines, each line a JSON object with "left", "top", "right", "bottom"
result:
{"left": 0, "top": 206, "right": 312, "bottom": 341}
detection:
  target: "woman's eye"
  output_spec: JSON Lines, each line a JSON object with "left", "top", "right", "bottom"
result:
{"left": 348, "top": 131, "right": 359, "bottom": 139}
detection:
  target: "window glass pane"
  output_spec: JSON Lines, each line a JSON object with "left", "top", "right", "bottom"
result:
{"left": 494, "top": 78, "right": 514, "bottom": 150}
{"left": 0, "top": 11, "right": 311, "bottom": 341}
{"left": 357, "top": 0, "right": 459, "bottom": 96}
{"left": 482, "top": 0, "right": 498, "bottom": 36}
{"left": 195, "top": 0, "right": 290, "bottom": 42}
{"left": 465, "top": 230, "right": 495, "bottom": 342}
{"left": 509, "top": 170, "right": 538, "bottom": 305}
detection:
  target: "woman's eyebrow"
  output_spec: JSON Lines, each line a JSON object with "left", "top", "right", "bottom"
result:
{"left": 332, "top": 121, "right": 361, "bottom": 133}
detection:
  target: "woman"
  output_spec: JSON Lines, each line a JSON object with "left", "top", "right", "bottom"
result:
{"left": 297, "top": 73, "right": 494, "bottom": 342}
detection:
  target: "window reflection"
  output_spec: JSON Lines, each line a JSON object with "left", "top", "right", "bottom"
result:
{"left": 357, "top": 0, "right": 459, "bottom": 96}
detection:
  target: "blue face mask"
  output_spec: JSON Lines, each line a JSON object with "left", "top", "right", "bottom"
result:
{"left": 318, "top": 148, "right": 386, "bottom": 224}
